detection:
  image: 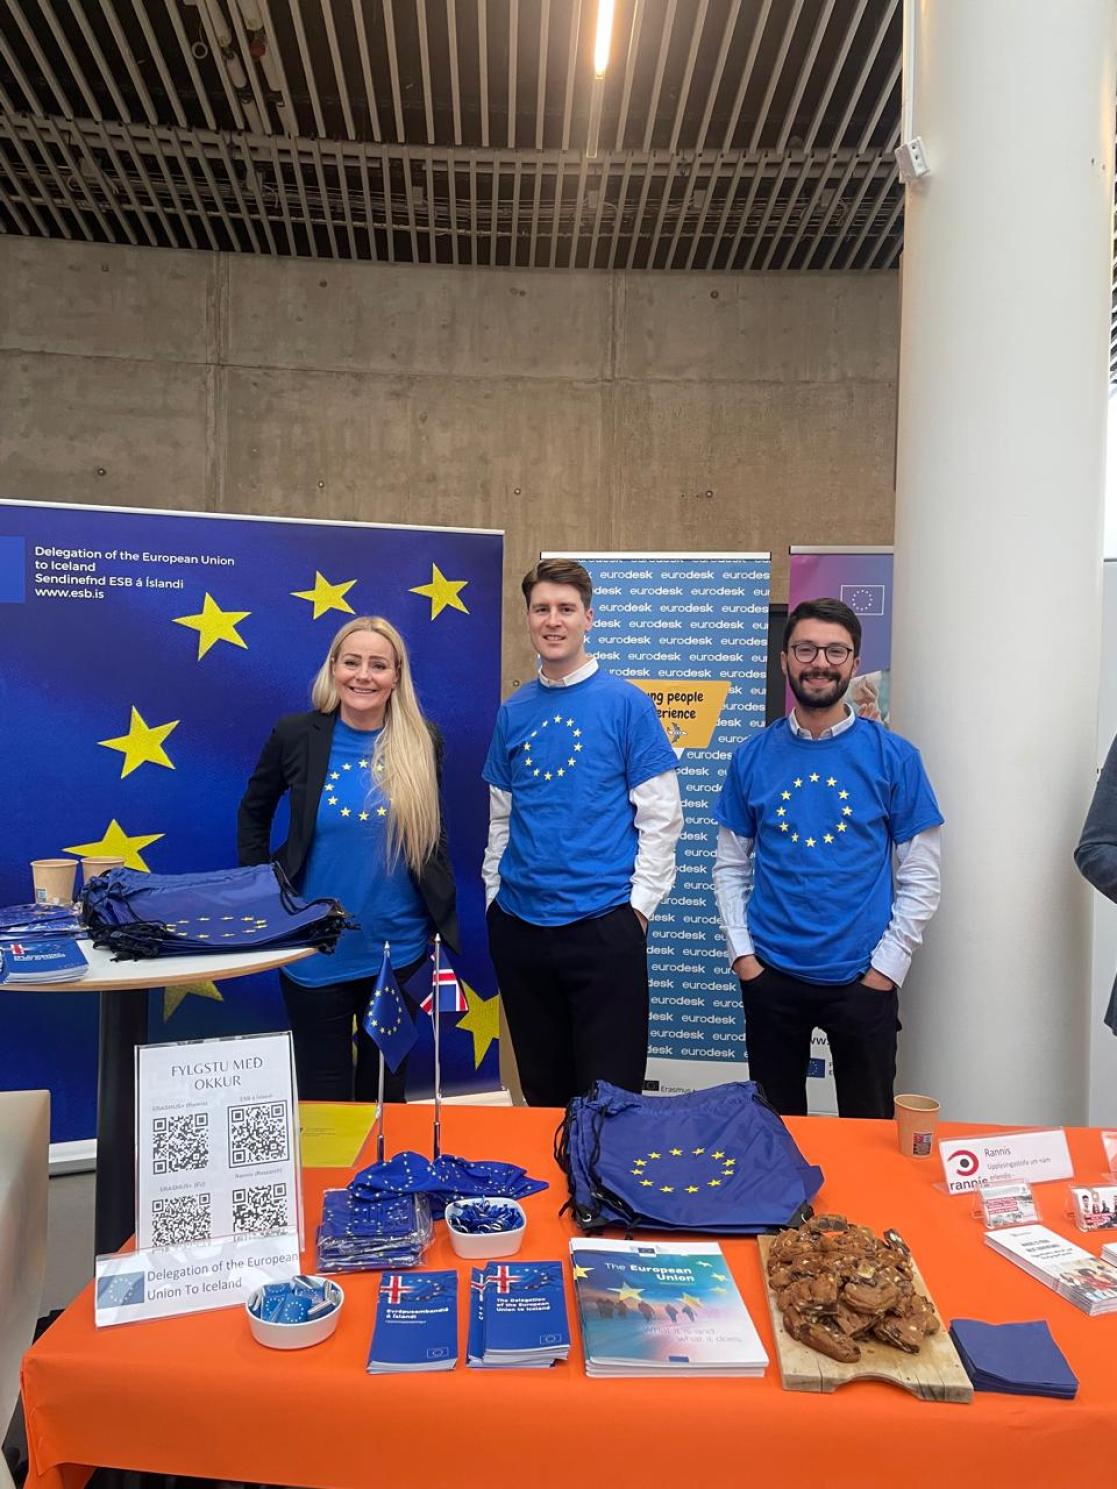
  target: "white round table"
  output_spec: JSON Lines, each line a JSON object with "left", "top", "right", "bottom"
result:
{"left": 35, "top": 940, "right": 313, "bottom": 1254}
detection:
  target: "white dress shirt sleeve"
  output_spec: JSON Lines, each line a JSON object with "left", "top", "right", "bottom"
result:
{"left": 713, "top": 825, "right": 756, "bottom": 966}
{"left": 482, "top": 785, "right": 512, "bottom": 909}
{"left": 869, "top": 826, "right": 943, "bottom": 987}
{"left": 628, "top": 770, "right": 683, "bottom": 920}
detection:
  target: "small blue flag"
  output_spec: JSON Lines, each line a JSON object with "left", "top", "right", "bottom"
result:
{"left": 363, "top": 946, "right": 417, "bottom": 1073}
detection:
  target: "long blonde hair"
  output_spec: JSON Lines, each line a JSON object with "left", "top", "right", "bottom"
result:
{"left": 311, "top": 617, "right": 440, "bottom": 875}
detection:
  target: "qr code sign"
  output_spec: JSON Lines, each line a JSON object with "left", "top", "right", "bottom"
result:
{"left": 228, "top": 1101, "right": 290, "bottom": 1168}
{"left": 232, "top": 1182, "right": 291, "bottom": 1236}
{"left": 152, "top": 1113, "right": 209, "bottom": 1174}
{"left": 151, "top": 1193, "right": 212, "bottom": 1246}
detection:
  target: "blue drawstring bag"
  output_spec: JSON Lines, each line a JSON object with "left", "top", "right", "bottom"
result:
{"left": 556, "top": 1079, "right": 824, "bottom": 1235}
{"left": 81, "top": 863, "right": 350, "bottom": 960}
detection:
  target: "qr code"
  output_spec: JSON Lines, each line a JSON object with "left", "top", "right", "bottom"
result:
{"left": 152, "top": 1113, "right": 209, "bottom": 1174}
{"left": 228, "top": 1101, "right": 290, "bottom": 1168}
{"left": 232, "top": 1182, "right": 291, "bottom": 1236}
{"left": 151, "top": 1193, "right": 212, "bottom": 1246}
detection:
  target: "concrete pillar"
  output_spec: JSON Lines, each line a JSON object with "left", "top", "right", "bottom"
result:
{"left": 891, "top": 0, "right": 1115, "bottom": 1123}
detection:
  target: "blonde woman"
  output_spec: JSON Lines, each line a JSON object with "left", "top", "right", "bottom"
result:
{"left": 238, "top": 616, "right": 458, "bottom": 1101}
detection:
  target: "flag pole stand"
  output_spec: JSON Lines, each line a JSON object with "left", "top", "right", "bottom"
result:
{"left": 432, "top": 934, "right": 443, "bottom": 1161}
{"left": 376, "top": 1051, "right": 386, "bottom": 1164}
{"left": 375, "top": 938, "right": 390, "bottom": 1164}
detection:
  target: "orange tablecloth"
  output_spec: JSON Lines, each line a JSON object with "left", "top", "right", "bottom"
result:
{"left": 21, "top": 1107, "right": 1117, "bottom": 1489}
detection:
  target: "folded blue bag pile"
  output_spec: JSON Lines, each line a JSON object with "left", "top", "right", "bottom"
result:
{"left": 557, "top": 1079, "right": 824, "bottom": 1235}
{"left": 81, "top": 863, "right": 350, "bottom": 960}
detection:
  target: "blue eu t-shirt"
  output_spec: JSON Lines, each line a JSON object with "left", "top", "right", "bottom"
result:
{"left": 714, "top": 717, "right": 943, "bottom": 984}
{"left": 483, "top": 668, "right": 678, "bottom": 926}
{"left": 286, "top": 720, "right": 432, "bottom": 986}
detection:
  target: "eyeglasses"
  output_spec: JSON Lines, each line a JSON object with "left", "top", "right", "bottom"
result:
{"left": 788, "top": 641, "right": 854, "bottom": 664}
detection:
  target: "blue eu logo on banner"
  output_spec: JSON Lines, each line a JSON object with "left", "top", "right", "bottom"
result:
{"left": 0, "top": 537, "right": 26, "bottom": 603}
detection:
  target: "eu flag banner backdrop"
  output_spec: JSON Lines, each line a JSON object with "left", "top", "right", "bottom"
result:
{"left": 553, "top": 553, "right": 771, "bottom": 1094}
{"left": 0, "top": 500, "right": 503, "bottom": 1143}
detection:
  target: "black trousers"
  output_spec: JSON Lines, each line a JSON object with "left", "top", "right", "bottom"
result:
{"left": 279, "top": 954, "right": 426, "bottom": 1103}
{"left": 487, "top": 901, "right": 650, "bottom": 1108}
{"left": 739, "top": 963, "right": 900, "bottom": 1119}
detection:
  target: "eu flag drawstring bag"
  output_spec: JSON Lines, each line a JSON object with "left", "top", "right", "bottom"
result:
{"left": 81, "top": 863, "right": 349, "bottom": 959}
{"left": 556, "top": 1079, "right": 824, "bottom": 1235}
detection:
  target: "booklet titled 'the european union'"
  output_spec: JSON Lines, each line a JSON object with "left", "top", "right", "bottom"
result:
{"left": 570, "top": 1238, "right": 768, "bottom": 1378}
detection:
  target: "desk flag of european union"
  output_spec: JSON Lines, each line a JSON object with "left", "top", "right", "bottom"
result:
{"left": 364, "top": 947, "right": 417, "bottom": 1073}
{"left": 557, "top": 1080, "right": 824, "bottom": 1235}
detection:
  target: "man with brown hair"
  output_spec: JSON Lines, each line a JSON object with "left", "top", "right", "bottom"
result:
{"left": 482, "top": 558, "right": 683, "bottom": 1106}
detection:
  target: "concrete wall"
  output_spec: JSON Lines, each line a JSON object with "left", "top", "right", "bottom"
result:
{"left": 0, "top": 236, "right": 898, "bottom": 685}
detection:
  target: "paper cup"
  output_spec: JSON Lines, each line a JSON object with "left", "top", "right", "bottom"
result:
{"left": 894, "top": 1093, "right": 940, "bottom": 1158}
{"left": 81, "top": 855, "right": 125, "bottom": 883}
{"left": 31, "top": 858, "right": 78, "bottom": 906}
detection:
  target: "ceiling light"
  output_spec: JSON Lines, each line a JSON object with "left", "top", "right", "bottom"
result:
{"left": 593, "top": 0, "right": 616, "bottom": 79}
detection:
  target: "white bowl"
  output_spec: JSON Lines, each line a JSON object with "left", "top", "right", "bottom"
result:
{"left": 246, "top": 1276, "right": 344, "bottom": 1350}
{"left": 444, "top": 1197, "right": 527, "bottom": 1259}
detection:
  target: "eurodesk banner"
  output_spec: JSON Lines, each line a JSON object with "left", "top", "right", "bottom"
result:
{"left": 0, "top": 501, "right": 503, "bottom": 1143}
{"left": 787, "top": 547, "right": 894, "bottom": 724}
{"left": 555, "top": 553, "right": 770, "bottom": 1094}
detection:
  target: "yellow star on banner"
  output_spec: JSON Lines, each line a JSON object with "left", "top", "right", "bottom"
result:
{"left": 163, "top": 980, "right": 224, "bottom": 1021}
{"left": 291, "top": 571, "right": 356, "bottom": 620}
{"left": 65, "top": 818, "right": 164, "bottom": 871}
{"left": 456, "top": 979, "right": 499, "bottom": 1068}
{"left": 98, "top": 706, "right": 179, "bottom": 778}
{"left": 173, "top": 593, "right": 251, "bottom": 659}
{"left": 409, "top": 563, "right": 470, "bottom": 620}
{"left": 612, "top": 1283, "right": 644, "bottom": 1302}
{"left": 572, "top": 1263, "right": 593, "bottom": 1280}
{"left": 679, "top": 1293, "right": 702, "bottom": 1309}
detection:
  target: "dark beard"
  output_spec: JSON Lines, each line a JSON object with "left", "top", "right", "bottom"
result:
{"left": 788, "top": 669, "right": 848, "bottom": 712}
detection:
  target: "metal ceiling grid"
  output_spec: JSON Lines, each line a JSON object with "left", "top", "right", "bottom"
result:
{"left": 0, "top": 1, "right": 1111, "bottom": 374}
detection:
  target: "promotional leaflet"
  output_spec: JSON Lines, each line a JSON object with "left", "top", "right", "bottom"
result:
{"left": 984, "top": 1224, "right": 1117, "bottom": 1316}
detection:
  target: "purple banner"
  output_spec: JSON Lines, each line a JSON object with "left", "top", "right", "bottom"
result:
{"left": 786, "top": 550, "right": 894, "bottom": 726}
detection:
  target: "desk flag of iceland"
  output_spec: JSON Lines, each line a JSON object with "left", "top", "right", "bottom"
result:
{"left": 557, "top": 1080, "right": 824, "bottom": 1235}
{"left": 411, "top": 954, "right": 468, "bottom": 1015}
{"left": 364, "top": 947, "right": 417, "bottom": 1073}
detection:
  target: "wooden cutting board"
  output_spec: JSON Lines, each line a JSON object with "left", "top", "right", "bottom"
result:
{"left": 756, "top": 1234, "right": 973, "bottom": 1404}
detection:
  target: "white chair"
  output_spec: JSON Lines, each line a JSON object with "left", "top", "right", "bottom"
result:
{"left": 0, "top": 1091, "right": 49, "bottom": 1489}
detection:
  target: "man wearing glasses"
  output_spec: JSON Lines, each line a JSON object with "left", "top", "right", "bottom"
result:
{"left": 713, "top": 597, "right": 943, "bottom": 1118}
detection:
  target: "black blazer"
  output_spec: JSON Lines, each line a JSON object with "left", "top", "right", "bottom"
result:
{"left": 237, "top": 710, "right": 459, "bottom": 952}
{"left": 1076, "top": 732, "right": 1117, "bottom": 1033}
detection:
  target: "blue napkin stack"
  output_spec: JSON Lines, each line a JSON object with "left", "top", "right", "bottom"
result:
{"left": 467, "top": 1260, "right": 570, "bottom": 1369}
{"left": 950, "top": 1319, "right": 1078, "bottom": 1400}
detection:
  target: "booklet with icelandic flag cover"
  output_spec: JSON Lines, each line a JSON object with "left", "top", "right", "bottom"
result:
{"left": 0, "top": 938, "right": 88, "bottom": 984}
{"left": 366, "top": 1270, "right": 458, "bottom": 1372}
{"left": 569, "top": 1238, "right": 768, "bottom": 1377}
{"left": 467, "top": 1261, "right": 570, "bottom": 1368}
